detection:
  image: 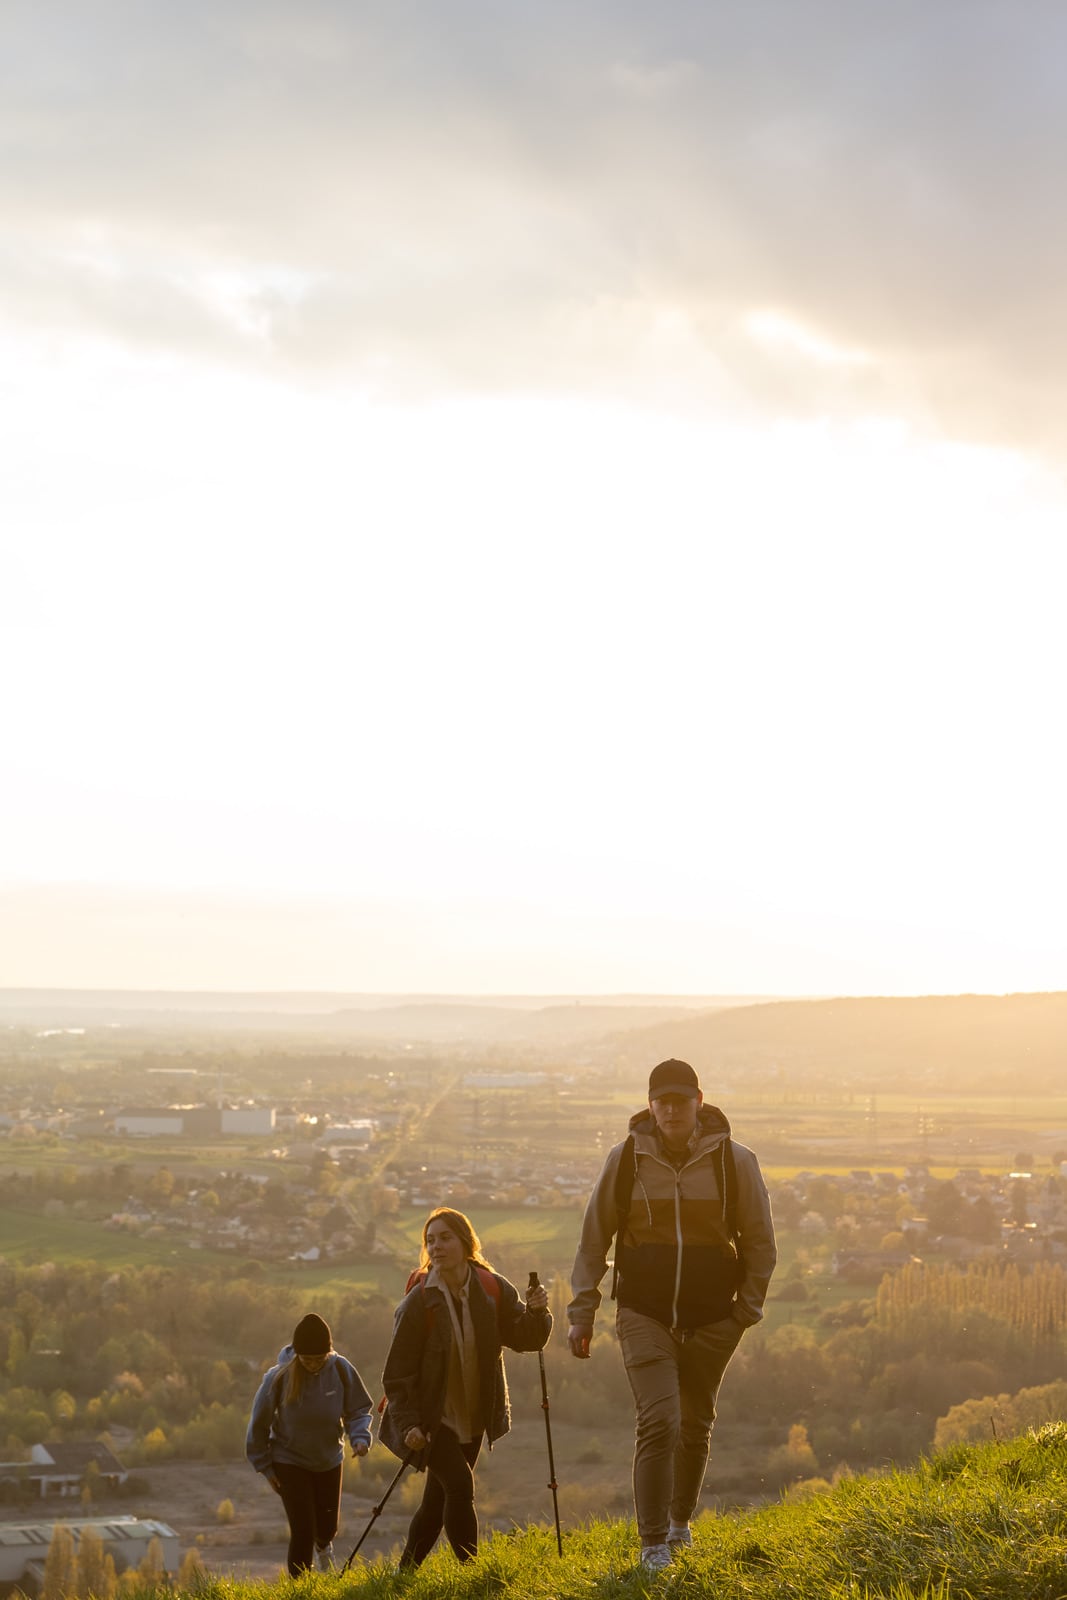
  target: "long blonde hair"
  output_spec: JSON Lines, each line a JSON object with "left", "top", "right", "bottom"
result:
{"left": 419, "top": 1207, "right": 493, "bottom": 1272}
{"left": 280, "top": 1354, "right": 307, "bottom": 1406}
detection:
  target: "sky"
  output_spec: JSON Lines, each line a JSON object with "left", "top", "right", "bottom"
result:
{"left": 2, "top": 1, "right": 1066, "bottom": 996}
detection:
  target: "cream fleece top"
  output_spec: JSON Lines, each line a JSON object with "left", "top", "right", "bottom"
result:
{"left": 425, "top": 1265, "right": 481, "bottom": 1443}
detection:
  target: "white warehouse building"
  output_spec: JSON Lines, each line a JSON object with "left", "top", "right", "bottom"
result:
{"left": 0, "top": 1517, "right": 180, "bottom": 1590}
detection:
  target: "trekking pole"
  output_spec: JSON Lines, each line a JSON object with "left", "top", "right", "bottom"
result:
{"left": 341, "top": 1453, "right": 412, "bottom": 1571}
{"left": 529, "top": 1271, "right": 563, "bottom": 1557}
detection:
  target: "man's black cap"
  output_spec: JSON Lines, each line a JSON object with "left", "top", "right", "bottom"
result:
{"left": 648, "top": 1059, "right": 701, "bottom": 1099}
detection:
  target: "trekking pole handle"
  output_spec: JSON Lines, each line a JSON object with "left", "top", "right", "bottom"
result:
{"left": 528, "top": 1270, "right": 549, "bottom": 1311}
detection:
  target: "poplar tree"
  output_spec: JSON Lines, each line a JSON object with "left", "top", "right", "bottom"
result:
{"left": 42, "top": 1525, "right": 76, "bottom": 1600}
{"left": 75, "top": 1526, "right": 116, "bottom": 1600}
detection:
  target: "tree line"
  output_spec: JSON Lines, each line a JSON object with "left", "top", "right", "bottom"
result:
{"left": 1, "top": 1254, "right": 1064, "bottom": 1493}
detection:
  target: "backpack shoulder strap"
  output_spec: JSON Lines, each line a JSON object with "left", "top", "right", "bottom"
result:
{"left": 609, "top": 1134, "right": 738, "bottom": 1299}
{"left": 403, "top": 1267, "right": 434, "bottom": 1333}
{"left": 472, "top": 1264, "right": 501, "bottom": 1307}
{"left": 610, "top": 1134, "right": 637, "bottom": 1300}
{"left": 405, "top": 1264, "right": 501, "bottom": 1328}
{"left": 713, "top": 1136, "right": 739, "bottom": 1245}
{"left": 270, "top": 1356, "right": 294, "bottom": 1410}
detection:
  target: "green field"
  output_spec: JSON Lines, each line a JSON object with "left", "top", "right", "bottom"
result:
{"left": 563, "top": 1085, "right": 1067, "bottom": 1169}
{"left": 0, "top": 1137, "right": 283, "bottom": 1178}
{"left": 0, "top": 1201, "right": 854, "bottom": 1336}
{"left": 0, "top": 1205, "right": 254, "bottom": 1272}
{"left": 0, "top": 1201, "right": 585, "bottom": 1301}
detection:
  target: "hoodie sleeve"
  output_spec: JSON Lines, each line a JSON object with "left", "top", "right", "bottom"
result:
{"left": 337, "top": 1357, "right": 374, "bottom": 1452}
{"left": 732, "top": 1141, "right": 778, "bottom": 1326}
{"left": 567, "top": 1140, "right": 626, "bottom": 1330}
{"left": 245, "top": 1366, "right": 282, "bottom": 1474}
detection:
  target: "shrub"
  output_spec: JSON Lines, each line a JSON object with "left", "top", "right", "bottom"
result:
{"left": 177, "top": 1549, "right": 206, "bottom": 1588}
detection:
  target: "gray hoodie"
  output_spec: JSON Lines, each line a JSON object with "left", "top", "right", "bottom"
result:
{"left": 246, "top": 1344, "right": 373, "bottom": 1475}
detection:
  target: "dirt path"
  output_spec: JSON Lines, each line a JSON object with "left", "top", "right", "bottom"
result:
{"left": 0, "top": 1420, "right": 642, "bottom": 1579}
{"left": 0, "top": 1459, "right": 411, "bottom": 1581}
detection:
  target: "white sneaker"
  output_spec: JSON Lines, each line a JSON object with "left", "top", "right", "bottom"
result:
{"left": 640, "top": 1543, "right": 673, "bottom": 1572}
{"left": 668, "top": 1526, "right": 692, "bottom": 1550}
{"left": 316, "top": 1544, "right": 335, "bottom": 1571}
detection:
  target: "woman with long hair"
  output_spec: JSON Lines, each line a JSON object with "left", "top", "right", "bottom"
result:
{"left": 380, "top": 1208, "right": 551, "bottom": 1568}
{"left": 246, "top": 1312, "right": 373, "bottom": 1575}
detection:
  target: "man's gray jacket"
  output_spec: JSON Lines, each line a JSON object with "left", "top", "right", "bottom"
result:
{"left": 568, "top": 1103, "right": 777, "bottom": 1333}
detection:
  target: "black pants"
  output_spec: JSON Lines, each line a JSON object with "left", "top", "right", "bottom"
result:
{"left": 400, "top": 1427, "right": 482, "bottom": 1567}
{"left": 273, "top": 1460, "right": 343, "bottom": 1576}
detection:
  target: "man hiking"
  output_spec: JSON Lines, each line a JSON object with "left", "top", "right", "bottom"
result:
{"left": 567, "top": 1058, "right": 776, "bottom": 1572}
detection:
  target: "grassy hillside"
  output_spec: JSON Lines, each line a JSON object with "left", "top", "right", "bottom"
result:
{"left": 615, "top": 991, "right": 1067, "bottom": 1093}
{"left": 164, "top": 1425, "right": 1067, "bottom": 1599}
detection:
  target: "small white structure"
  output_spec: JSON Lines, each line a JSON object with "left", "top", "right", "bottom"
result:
{"left": 0, "top": 1516, "right": 179, "bottom": 1588}
{"left": 26, "top": 1442, "right": 127, "bottom": 1498}
{"left": 317, "top": 1120, "right": 375, "bottom": 1154}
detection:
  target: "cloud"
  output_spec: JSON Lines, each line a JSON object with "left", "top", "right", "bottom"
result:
{"left": 4, "top": 1, "right": 1067, "bottom": 452}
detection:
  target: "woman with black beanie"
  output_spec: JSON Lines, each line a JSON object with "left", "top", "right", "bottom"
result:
{"left": 246, "top": 1312, "right": 373, "bottom": 1574}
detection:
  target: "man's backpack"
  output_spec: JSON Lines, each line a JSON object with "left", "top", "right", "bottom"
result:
{"left": 610, "top": 1134, "right": 739, "bottom": 1300}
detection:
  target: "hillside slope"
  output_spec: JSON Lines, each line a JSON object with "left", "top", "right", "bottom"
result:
{"left": 178, "top": 1426, "right": 1066, "bottom": 1599}
{"left": 609, "top": 990, "right": 1067, "bottom": 1092}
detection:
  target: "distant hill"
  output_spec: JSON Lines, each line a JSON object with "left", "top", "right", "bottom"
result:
{"left": 0, "top": 988, "right": 760, "bottom": 1014}
{"left": 0, "top": 989, "right": 777, "bottom": 1046}
{"left": 611, "top": 991, "right": 1067, "bottom": 1093}
{"left": 329, "top": 1001, "right": 704, "bottom": 1045}
{"left": 5, "top": 990, "right": 1059, "bottom": 1085}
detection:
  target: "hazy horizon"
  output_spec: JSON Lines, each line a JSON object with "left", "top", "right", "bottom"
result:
{"left": 3, "top": 3, "right": 1064, "bottom": 997}
{"left": 0, "top": 981, "right": 1054, "bottom": 1007}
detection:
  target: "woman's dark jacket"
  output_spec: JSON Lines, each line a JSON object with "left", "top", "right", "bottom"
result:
{"left": 379, "top": 1267, "right": 551, "bottom": 1465}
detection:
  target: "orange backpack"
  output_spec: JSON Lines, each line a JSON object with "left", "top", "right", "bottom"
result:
{"left": 404, "top": 1263, "right": 502, "bottom": 1316}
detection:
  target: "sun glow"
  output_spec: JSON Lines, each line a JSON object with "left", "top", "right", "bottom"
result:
{"left": 3, "top": 318, "right": 1064, "bottom": 992}
{"left": 745, "top": 309, "right": 871, "bottom": 368}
